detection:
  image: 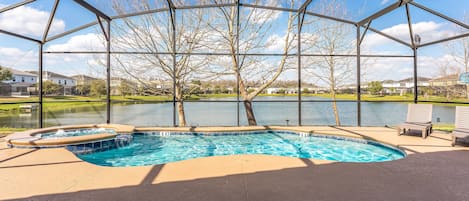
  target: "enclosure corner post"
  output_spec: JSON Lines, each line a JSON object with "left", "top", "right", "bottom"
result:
{"left": 106, "top": 20, "right": 111, "bottom": 124}
{"left": 38, "top": 42, "right": 44, "bottom": 128}
{"left": 356, "top": 24, "right": 361, "bottom": 127}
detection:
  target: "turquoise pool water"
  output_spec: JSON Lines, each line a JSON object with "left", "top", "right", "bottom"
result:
{"left": 40, "top": 128, "right": 116, "bottom": 139}
{"left": 77, "top": 131, "right": 405, "bottom": 166}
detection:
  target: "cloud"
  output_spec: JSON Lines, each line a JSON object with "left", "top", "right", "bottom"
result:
{"left": 380, "top": 0, "right": 390, "bottom": 5}
{"left": 362, "top": 21, "right": 457, "bottom": 50}
{"left": 0, "top": 4, "right": 65, "bottom": 38}
{"left": 245, "top": 5, "right": 282, "bottom": 24}
{"left": 0, "top": 47, "right": 36, "bottom": 69}
{"left": 46, "top": 33, "right": 105, "bottom": 51}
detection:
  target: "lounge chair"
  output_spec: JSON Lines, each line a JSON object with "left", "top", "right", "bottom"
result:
{"left": 397, "top": 103, "right": 433, "bottom": 139}
{"left": 451, "top": 106, "right": 469, "bottom": 146}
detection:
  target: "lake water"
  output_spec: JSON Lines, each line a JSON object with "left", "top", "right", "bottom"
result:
{"left": 0, "top": 96, "right": 457, "bottom": 128}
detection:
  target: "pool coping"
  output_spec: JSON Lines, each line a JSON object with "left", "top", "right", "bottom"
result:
{"left": 5, "top": 124, "right": 135, "bottom": 148}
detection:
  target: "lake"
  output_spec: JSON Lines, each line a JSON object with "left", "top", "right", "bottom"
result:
{"left": 0, "top": 96, "right": 456, "bottom": 128}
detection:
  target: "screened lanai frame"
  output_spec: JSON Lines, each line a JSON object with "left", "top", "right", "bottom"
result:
{"left": 1, "top": 0, "right": 469, "bottom": 128}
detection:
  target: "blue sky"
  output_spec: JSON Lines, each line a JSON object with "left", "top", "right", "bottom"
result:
{"left": 0, "top": 0, "right": 468, "bottom": 83}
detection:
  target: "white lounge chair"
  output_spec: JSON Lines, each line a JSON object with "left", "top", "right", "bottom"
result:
{"left": 397, "top": 103, "right": 433, "bottom": 139}
{"left": 452, "top": 106, "right": 469, "bottom": 146}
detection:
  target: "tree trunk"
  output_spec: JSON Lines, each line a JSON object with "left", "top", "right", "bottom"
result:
{"left": 244, "top": 99, "right": 257, "bottom": 126}
{"left": 175, "top": 84, "right": 186, "bottom": 126}
{"left": 331, "top": 89, "right": 341, "bottom": 126}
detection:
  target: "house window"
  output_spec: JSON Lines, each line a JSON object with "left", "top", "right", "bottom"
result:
{"left": 58, "top": 80, "right": 61, "bottom": 84}
{"left": 64, "top": 80, "right": 67, "bottom": 85}
{"left": 21, "top": 77, "right": 25, "bottom": 82}
{"left": 31, "top": 78, "right": 34, "bottom": 81}
{"left": 12, "top": 78, "right": 16, "bottom": 82}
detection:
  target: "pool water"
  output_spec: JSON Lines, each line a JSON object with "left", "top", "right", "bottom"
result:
{"left": 77, "top": 131, "right": 405, "bottom": 166}
{"left": 40, "top": 128, "right": 116, "bottom": 139}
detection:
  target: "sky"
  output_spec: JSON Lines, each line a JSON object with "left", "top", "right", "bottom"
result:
{"left": 0, "top": 0, "right": 468, "bottom": 85}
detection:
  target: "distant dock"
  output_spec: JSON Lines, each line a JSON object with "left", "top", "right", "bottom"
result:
{"left": 19, "top": 104, "right": 37, "bottom": 113}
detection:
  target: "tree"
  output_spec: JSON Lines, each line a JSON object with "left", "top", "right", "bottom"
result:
{"left": 75, "top": 84, "right": 91, "bottom": 96}
{"left": 108, "top": 0, "right": 210, "bottom": 126}
{"left": 368, "top": 81, "right": 383, "bottom": 95}
{"left": 0, "top": 67, "right": 12, "bottom": 81}
{"left": 445, "top": 14, "right": 469, "bottom": 99}
{"left": 90, "top": 80, "right": 106, "bottom": 98}
{"left": 119, "top": 81, "right": 131, "bottom": 97}
{"left": 302, "top": 0, "right": 355, "bottom": 126}
{"left": 209, "top": 0, "right": 298, "bottom": 125}
{"left": 42, "top": 81, "right": 61, "bottom": 95}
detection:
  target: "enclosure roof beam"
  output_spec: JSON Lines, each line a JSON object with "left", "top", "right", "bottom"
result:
{"left": 359, "top": 20, "right": 372, "bottom": 45}
{"left": 305, "top": 11, "right": 355, "bottom": 25}
{"left": 0, "top": 29, "right": 41, "bottom": 43}
{"left": 405, "top": 4, "right": 416, "bottom": 49}
{"left": 240, "top": 4, "right": 297, "bottom": 13}
{"left": 73, "top": 0, "right": 111, "bottom": 22}
{"left": 97, "top": 15, "right": 109, "bottom": 41}
{"left": 298, "top": 0, "right": 312, "bottom": 13}
{"left": 0, "top": 0, "right": 35, "bottom": 13}
{"left": 298, "top": 0, "right": 312, "bottom": 33}
{"left": 42, "top": 0, "right": 60, "bottom": 43}
{"left": 176, "top": 3, "right": 236, "bottom": 10}
{"left": 409, "top": 1, "right": 469, "bottom": 30}
{"left": 46, "top": 21, "right": 98, "bottom": 42}
{"left": 111, "top": 8, "right": 169, "bottom": 20}
{"left": 166, "top": 0, "right": 175, "bottom": 9}
{"left": 358, "top": 0, "right": 409, "bottom": 26}
{"left": 365, "top": 26, "right": 412, "bottom": 48}
{"left": 167, "top": 1, "right": 176, "bottom": 32}
{"left": 419, "top": 32, "right": 469, "bottom": 48}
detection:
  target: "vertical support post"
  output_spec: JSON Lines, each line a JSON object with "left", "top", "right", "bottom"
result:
{"left": 413, "top": 48, "right": 418, "bottom": 103}
{"left": 171, "top": 8, "right": 177, "bottom": 127}
{"left": 236, "top": 0, "right": 240, "bottom": 126}
{"left": 356, "top": 25, "right": 361, "bottom": 126}
{"left": 38, "top": 43, "right": 43, "bottom": 128}
{"left": 106, "top": 20, "right": 111, "bottom": 124}
{"left": 297, "top": 13, "right": 302, "bottom": 126}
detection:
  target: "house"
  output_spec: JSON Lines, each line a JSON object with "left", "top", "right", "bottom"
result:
{"left": 429, "top": 74, "right": 466, "bottom": 97}
{"left": 28, "top": 71, "right": 76, "bottom": 95}
{"left": 1, "top": 67, "right": 37, "bottom": 84}
{"left": 429, "top": 74, "right": 459, "bottom": 87}
{"left": 1, "top": 67, "right": 38, "bottom": 96}
{"left": 381, "top": 80, "right": 400, "bottom": 94}
{"left": 28, "top": 71, "right": 76, "bottom": 87}
{"left": 71, "top": 75, "right": 97, "bottom": 86}
{"left": 397, "top": 77, "right": 431, "bottom": 88}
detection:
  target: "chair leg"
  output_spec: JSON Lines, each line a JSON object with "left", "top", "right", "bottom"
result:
{"left": 422, "top": 128, "right": 426, "bottom": 139}
{"left": 452, "top": 135, "right": 456, "bottom": 147}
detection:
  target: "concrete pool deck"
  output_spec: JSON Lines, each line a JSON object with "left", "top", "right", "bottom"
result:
{"left": 1, "top": 126, "right": 468, "bottom": 201}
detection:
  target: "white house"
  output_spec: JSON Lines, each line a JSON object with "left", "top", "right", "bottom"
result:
{"left": 2, "top": 67, "right": 37, "bottom": 84}
{"left": 1, "top": 67, "right": 38, "bottom": 96}
{"left": 398, "top": 77, "right": 430, "bottom": 88}
{"left": 27, "top": 71, "right": 76, "bottom": 87}
{"left": 27, "top": 71, "right": 76, "bottom": 95}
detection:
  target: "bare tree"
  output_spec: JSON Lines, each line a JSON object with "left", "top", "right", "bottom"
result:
{"left": 206, "top": 0, "right": 298, "bottom": 125}
{"left": 109, "top": 0, "right": 211, "bottom": 126}
{"left": 302, "top": 0, "right": 355, "bottom": 126}
{"left": 445, "top": 13, "right": 469, "bottom": 99}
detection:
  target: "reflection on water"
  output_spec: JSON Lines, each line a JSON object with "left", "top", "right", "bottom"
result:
{"left": 0, "top": 97, "right": 457, "bottom": 128}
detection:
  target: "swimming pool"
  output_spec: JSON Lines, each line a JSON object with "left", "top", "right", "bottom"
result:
{"left": 77, "top": 131, "right": 405, "bottom": 166}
